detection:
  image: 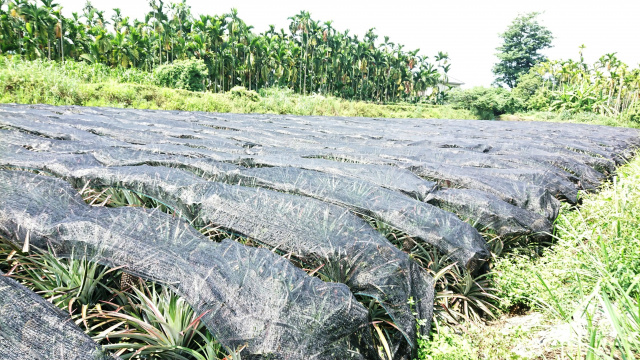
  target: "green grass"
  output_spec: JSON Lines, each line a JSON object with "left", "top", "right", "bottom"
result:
{"left": 500, "top": 110, "right": 640, "bottom": 129}
{"left": 0, "top": 56, "right": 474, "bottom": 120}
{"left": 4, "top": 57, "right": 638, "bottom": 128}
{"left": 495, "top": 159, "right": 640, "bottom": 316}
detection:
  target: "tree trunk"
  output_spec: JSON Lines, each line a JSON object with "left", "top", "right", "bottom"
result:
{"left": 60, "top": 23, "right": 64, "bottom": 63}
{"left": 303, "top": 44, "right": 308, "bottom": 95}
{"left": 616, "top": 75, "right": 624, "bottom": 114}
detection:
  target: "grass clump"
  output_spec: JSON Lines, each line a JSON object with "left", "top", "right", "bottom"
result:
{"left": 416, "top": 328, "right": 477, "bottom": 360}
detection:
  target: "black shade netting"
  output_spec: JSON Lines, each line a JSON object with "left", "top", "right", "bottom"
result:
{"left": 425, "top": 188, "right": 552, "bottom": 238}
{"left": 1, "top": 141, "right": 485, "bottom": 269}
{"left": 219, "top": 166, "right": 490, "bottom": 269}
{"left": 0, "top": 170, "right": 378, "bottom": 359}
{"left": 1, "top": 104, "right": 638, "bottom": 217}
{"left": 1, "top": 103, "right": 639, "bottom": 358}
{"left": 0, "top": 150, "right": 434, "bottom": 359}
{"left": 0, "top": 271, "right": 119, "bottom": 360}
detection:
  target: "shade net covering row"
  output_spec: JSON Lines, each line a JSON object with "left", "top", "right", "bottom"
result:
{"left": 0, "top": 271, "right": 118, "bottom": 360}
{"left": 1, "top": 104, "right": 639, "bottom": 359}
{"left": 0, "top": 170, "right": 378, "bottom": 359}
{"left": 0, "top": 146, "right": 437, "bottom": 358}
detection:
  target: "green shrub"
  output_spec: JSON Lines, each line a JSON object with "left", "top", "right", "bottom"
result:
{"left": 512, "top": 71, "right": 551, "bottom": 111}
{"left": 448, "top": 87, "right": 522, "bottom": 119}
{"left": 524, "top": 88, "right": 551, "bottom": 110}
{"left": 154, "top": 59, "right": 208, "bottom": 92}
{"left": 417, "top": 329, "right": 477, "bottom": 360}
{"left": 229, "top": 85, "right": 260, "bottom": 102}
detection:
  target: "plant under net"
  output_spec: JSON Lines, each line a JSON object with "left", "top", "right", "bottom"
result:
{"left": 0, "top": 170, "right": 377, "bottom": 359}
{"left": 1, "top": 103, "right": 639, "bottom": 359}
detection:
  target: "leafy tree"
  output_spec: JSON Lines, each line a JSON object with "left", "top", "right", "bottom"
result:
{"left": 0, "top": 0, "right": 452, "bottom": 103}
{"left": 493, "top": 12, "right": 553, "bottom": 88}
{"left": 448, "top": 87, "right": 522, "bottom": 120}
{"left": 511, "top": 67, "right": 548, "bottom": 110}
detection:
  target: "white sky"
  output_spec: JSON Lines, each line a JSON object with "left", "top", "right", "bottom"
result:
{"left": 57, "top": 0, "right": 640, "bottom": 88}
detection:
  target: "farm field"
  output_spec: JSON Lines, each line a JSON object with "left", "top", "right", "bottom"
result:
{"left": 2, "top": 0, "right": 640, "bottom": 357}
{"left": 1, "top": 104, "right": 638, "bottom": 359}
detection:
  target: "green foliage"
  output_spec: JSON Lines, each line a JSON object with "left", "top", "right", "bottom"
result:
{"left": 507, "top": 51, "right": 640, "bottom": 126}
{"left": 500, "top": 47, "right": 640, "bottom": 123}
{"left": 154, "top": 59, "right": 208, "bottom": 92}
{"left": 511, "top": 70, "right": 550, "bottom": 110}
{"left": 90, "top": 285, "right": 230, "bottom": 360}
{"left": 504, "top": 110, "right": 640, "bottom": 129}
{"left": 549, "top": 83, "right": 611, "bottom": 114}
{"left": 415, "top": 155, "right": 640, "bottom": 359}
{"left": 0, "top": 56, "right": 476, "bottom": 119}
{"left": 229, "top": 85, "right": 260, "bottom": 102}
{"left": 0, "top": 239, "right": 120, "bottom": 310}
{"left": 0, "top": 0, "right": 451, "bottom": 103}
{"left": 513, "top": 50, "right": 640, "bottom": 118}
{"left": 0, "top": 55, "right": 155, "bottom": 84}
{"left": 365, "top": 215, "right": 500, "bottom": 327}
{"left": 493, "top": 13, "right": 553, "bottom": 88}
{"left": 494, "top": 157, "right": 640, "bottom": 355}
{"left": 417, "top": 329, "right": 477, "bottom": 360}
{"left": 597, "top": 281, "right": 640, "bottom": 359}
{"left": 448, "top": 87, "right": 522, "bottom": 119}
{"left": 622, "top": 100, "right": 640, "bottom": 123}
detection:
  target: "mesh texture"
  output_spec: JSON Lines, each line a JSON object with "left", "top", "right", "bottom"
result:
{"left": 1, "top": 104, "right": 639, "bottom": 359}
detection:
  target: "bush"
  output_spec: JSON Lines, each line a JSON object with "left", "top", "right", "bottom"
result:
{"left": 448, "top": 87, "right": 522, "bottom": 119}
{"left": 154, "top": 59, "right": 208, "bottom": 92}
{"left": 229, "top": 85, "right": 260, "bottom": 102}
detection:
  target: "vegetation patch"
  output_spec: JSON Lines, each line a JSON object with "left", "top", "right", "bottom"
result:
{"left": 154, "top": 59, "right": 209, "bottom": 92}
{"left": 0, "top": 56, "right": 475, "bottom": 119}
{"left": 0, "top": 2, "right": 453, "bottom": 103}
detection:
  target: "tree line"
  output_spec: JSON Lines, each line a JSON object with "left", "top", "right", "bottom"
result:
{"left": 0, "top": 0, "right": 452, "bottom": 102}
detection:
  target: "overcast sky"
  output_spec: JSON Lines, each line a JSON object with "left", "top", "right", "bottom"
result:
{"left": 58, "top": 0, "right": 640, "bottom": 88}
